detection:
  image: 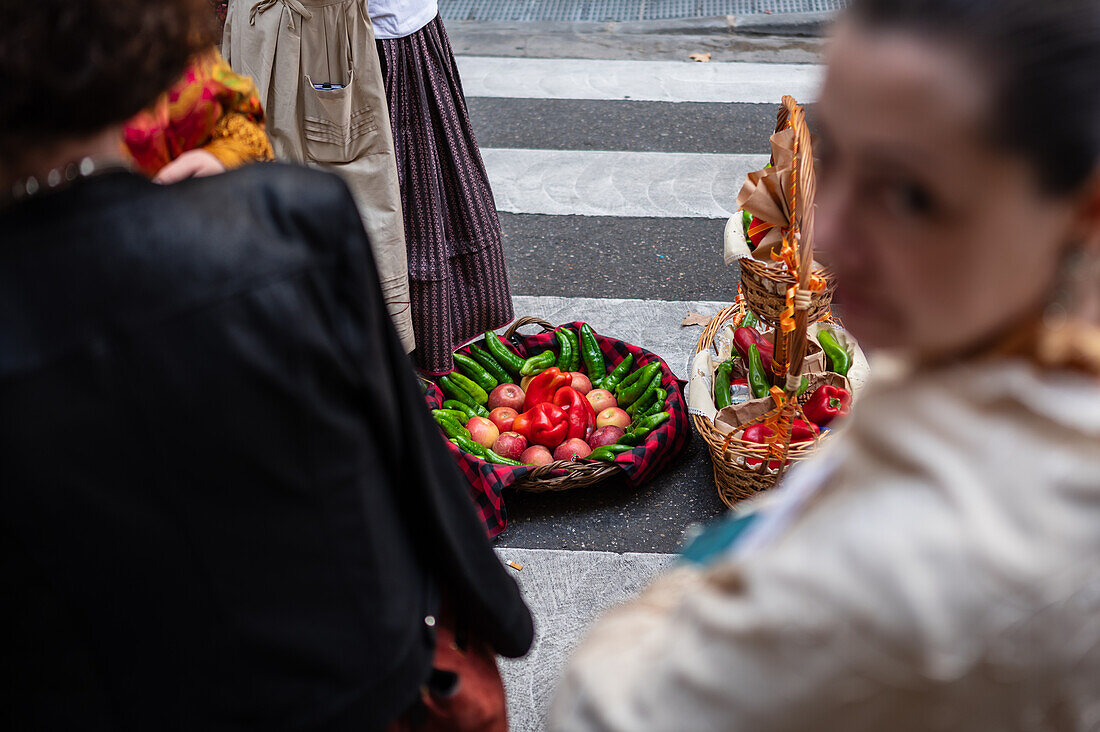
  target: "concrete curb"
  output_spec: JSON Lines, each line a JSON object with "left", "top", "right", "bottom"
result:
{"left": 444, "top": 12, "right": 835, "bottom": 38}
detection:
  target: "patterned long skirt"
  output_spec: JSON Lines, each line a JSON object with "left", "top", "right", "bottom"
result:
{"left": 377, "top": 15, "right": 514, "bottom": 375}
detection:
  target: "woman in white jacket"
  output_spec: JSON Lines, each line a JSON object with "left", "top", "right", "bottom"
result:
{"left": 551, "top": 0, "right": 1100, "bottom": 729}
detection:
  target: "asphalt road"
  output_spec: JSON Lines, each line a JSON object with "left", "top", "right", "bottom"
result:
{"left": 450, "top": 25, "right": 827, "bottom": 552}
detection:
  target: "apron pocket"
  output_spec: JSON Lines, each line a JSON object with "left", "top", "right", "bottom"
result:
{"left": 301, "top": 72, "right": 381, "bottom": 164}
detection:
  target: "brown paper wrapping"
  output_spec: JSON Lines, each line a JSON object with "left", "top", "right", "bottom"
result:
{"left": 735, "top": 127, "right": 797, "bottom": 259}
{"left": 714, "top": 397, "right": 775, "bottom": 436}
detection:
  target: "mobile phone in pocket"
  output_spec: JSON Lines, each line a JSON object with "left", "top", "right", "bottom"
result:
{"left": 312, "top": 82, "right": 346, "bottom": 91}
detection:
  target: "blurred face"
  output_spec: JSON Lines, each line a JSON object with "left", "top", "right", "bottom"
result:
{"left": 815, "top": 23, "right": 1082, "bottom": 361}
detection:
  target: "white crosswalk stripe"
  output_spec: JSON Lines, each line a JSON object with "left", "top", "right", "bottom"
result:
{"left": 472, "top": 50, "right": 825, "bottom": 731}
{"left": 483, "top": 148, "right": 768, "bottom": 218}
{"left": 458, "top": 56, "right": 824, "bottom": 103}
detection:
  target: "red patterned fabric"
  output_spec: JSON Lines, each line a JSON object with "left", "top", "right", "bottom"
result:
{"left": 424, "top": 324, "right": 692, "bottom": 537}
{"left": 377, "top": 16, "right": 514, "bottom": 375}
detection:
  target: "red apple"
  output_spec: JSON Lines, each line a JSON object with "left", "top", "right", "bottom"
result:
{"left": 488, "top": 383, "right": 525, "bottom": 412}
{"left": 493, "top": 431, "right": 528, "bottom": 461}
{"left": 466, "top": 416, "right": 499, "bottom": 450}
{"left": 588, "top": 425, "right": 625, "bottom": 448}
{"left": 553, "top": 438, "right": 592, "bottom": 461}
{"left": 567, "top": 372, "right": 592, "bottom": 394}
{"left": 586, "top": 388, "right": 616, "bottom": 413}
{"left": 521, "top": 445, "right": 553, "bottom": 466}
{"left": 596, "top": 407, "right": 631, "bottom": 430}
{"left": 489, "top": 407, "right": 518, "bottom": 433}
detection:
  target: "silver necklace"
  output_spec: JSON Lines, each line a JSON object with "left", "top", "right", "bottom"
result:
{"left": 5, "top": 156, "right": 129, "bottom": 208}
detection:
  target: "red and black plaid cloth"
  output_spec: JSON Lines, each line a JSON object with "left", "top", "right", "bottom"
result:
{"left": 424, "top": 322, "right": 691, "bottom": 537}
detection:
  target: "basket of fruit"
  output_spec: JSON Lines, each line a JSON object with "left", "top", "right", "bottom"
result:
{"left": 423, "top": 317, "right": 691, "bottom": 534}
{"left": 690, "top": 300, "right": 861, "bottom": 507}
{"left": 692, "top": 95, "right": 864, "bottom": 508}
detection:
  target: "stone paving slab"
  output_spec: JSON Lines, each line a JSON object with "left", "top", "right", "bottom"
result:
{"left": 510, "top": 294, "right": 729, "bottom": 378}
{"left": 495, "top": 547, "right": 677, "bottom": 731}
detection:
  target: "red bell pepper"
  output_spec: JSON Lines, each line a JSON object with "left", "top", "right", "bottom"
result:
{"left": 512, "top": 402, "right": 569, "bottom": 449}
{"left": 522, "top": 366, "right": 572, "bottom": 412}
{"left": 742, "top": 419, "right": 816, "bottom": 469}
{"left": 733, "top": 327, "right": 774, "bottom": 371}
{"left": 742, "top": 420, "right": 815, "bottom": 445}
{"left": 553, "top": 385, "right": 597, "bottom": 441}
{"left": 803, "top": 384, "right": 851, "bottom": 427}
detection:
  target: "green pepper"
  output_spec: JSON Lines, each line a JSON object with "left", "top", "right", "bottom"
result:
{"left": 439, "top": 376, "right": 489, "bottom": 417}
{"left": 520, "top": 350, "right": 556, "bottom": 376}
{"left": 434, "top": 408, "right": 471, "bottom": 424}
{"left": 601, "top": 354, "right": 634, "bottom": 393}
{"left": 453, "top": 353, "right": 497, "bottom": 393}
{"left": 741, "top": 209, "right": 753, "bottom": 238}
{"left": 450, "top": 436, "right": 490, "bottom": 460}
{"left": 449, "top": 371, "right": 489, "bottom": 405}
{"left": 817, "top": 330, "right": 851, "bottom": 376}
{"left": 637, "top": 411, "right": 670, "bottom": 431}
{"left": 589, "top": 444, "right": 634, "bottom": 461}
{"left": 563, "top": 328, "right": 582, "bottom": 372}
{"left": 614, "top": 366, "right": 645, "bottom": 395}
{"left": 619, "top": 411, "right": 670, "bottom": 445}
{"left": 738, "top": 310, "right": 758, "bottom": 330}
{"left": 578, "top": 323, "right": 606, "bottom": 379}
{"left": 485, "top": 450, "right": 524, "bottom": 466}
{"left": 637, "top": 389, "right": 667, "bottom": 419}
{"left": 797, "top": 375, "right": 810, "bottom": 398}
{"left": 713, "top": 358, "right": 737, "bottom": 409}
{"left": 626, "top": 372, "right": 662, "bottom": 416}
{"left": 554, "top": 329, "right": 575, "bottom": 372}
{"left": 468, "top": 344, "right": 512, "bottom": 385}
{"left": 432, "top": 411, "right": 471, "bottom": 440}
{"left": 617, "top": 363, "right": 660, "bottom": 407}
{"left": 746, "top": 344, "right": 770, "bottom": 399}
{"left": 443, "top": 399, "right": 477, "bottom": 420}
{"left": 485, "top": 330, "right": 524, "bottom": 377}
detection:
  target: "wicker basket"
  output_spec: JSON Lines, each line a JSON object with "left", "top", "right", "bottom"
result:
{"left": 500, "top": 316, "right": 624, "bottom": 493}
{"left": 739, "top": 257, "right": 837, "bottom": 326}
{"left": 697, "top": 95, "right": 835, "bottom": 508}
{"left": 691, "top": 302, "right": 829, "bottom": 507}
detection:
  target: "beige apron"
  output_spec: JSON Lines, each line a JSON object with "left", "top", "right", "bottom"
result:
{"left": 223, "top": 0, "right": 415, "bottom": 353}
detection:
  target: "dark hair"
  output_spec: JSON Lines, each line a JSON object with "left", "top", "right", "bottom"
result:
{"left": 847, "top": 0, "right": 1100, "bottom": 194}
{"left": 0, "top": 0, "right": 212, "bottom": 164}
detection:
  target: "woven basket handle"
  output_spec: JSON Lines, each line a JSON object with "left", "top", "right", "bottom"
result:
{"left": 503, "top": 316, "right": 555, "bottom": 340}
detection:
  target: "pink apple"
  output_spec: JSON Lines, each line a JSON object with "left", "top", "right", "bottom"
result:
{"left": 596, "top": 407, "right": 631, "bottom": 430}
{"left": 489, "top": 407, "right": 518, "bottom": 434}
{"left": 586, "top": 388, "right": 616, "bottom": 413}
{"left": 465, "top": 416, "right": 499, "bottom": 450}
{"left": 567, "top": 372, "right": 592, "bottom": 394}
{"left": 488, "top": 383, "right": 525, "bottom": 412}
{"left": 553, "top": 438, "right": 592, "bottom": 461}
{"left": 521, "top": 445, "right": 554, "bottom": 466}
{"left": 588, "top": 425, "right": 625, "bottom": 448}
{"left": 493, "top": 431, "right": 528, "bottom": 461}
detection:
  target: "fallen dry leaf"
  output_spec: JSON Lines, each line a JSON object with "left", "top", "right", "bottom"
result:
{"left": 688, "top": 53, "right": 711, "bottom": 63}
{"left": 681, "top": 312, "right": 712, "bottom": 327}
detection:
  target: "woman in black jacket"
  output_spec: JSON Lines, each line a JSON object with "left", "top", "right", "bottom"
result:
{"left": 0, "top": 2, "right": 532, "bottom": 729}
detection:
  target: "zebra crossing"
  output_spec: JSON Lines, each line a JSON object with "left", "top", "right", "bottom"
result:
{"left": 459, "top": 49, "right": 823, "bottom": 730}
